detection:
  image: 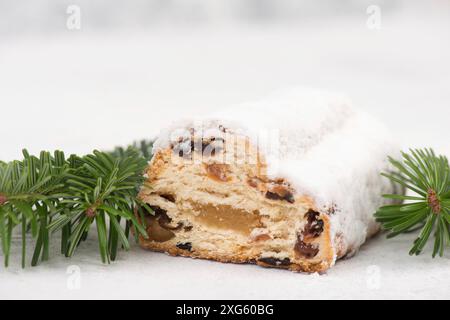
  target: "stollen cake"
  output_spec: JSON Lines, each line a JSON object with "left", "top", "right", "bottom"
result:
{"left": 138, "top": 88, "right": 398, "bottom": 273}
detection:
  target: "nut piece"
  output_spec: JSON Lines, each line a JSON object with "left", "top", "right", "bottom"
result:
{"left": 145, "top": 216, "right": 176, "bottom": 242}
{"left": 205, "top": 163, "right": 230, "bottom": 182}
{"left": 258, "top": 257, "right": 291, "bottom": 266}
{"left": 145, "top": 206, "right": 179, "bottom": 242}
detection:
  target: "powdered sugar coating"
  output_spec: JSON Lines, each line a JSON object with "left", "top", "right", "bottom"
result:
{"left": 153, "top": 87, "right": 397, "bottom": 263}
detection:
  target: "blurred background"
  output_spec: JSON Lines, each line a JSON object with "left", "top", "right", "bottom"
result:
{"left": 1, "top": 0, "right": 449, "bottom": 160}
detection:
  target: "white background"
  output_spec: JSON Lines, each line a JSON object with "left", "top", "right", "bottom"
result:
{"left": 0, "top": 0, "right": 449, "bottom": 299}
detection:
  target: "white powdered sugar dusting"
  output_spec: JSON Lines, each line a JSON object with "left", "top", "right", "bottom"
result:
{"left": 153, "top": 87, "right": 398, "bottom": 261}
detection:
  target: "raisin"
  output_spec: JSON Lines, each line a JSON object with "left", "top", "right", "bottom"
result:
{"left": 265, "top": 191, "right": 295, "bottom": 204}
{"left": 173, "top": 144, "right": 192, "bottom": 159}
{"left": 149, "top": 205, "right": 167, "bottom": 216}
{"left": 294, "top": 239, "right": 319, "bottom": 259}
{"left": 172, "top": 127, "right": 226, "bottom": 158}
{"left": 258, "top": 257, "right": 291, "bottom": 266}
{"left": 264, "top": 181, "right": 295, "bottom": 204}
{"left": 326, "top": 204, "right": 337, "bottom": 215}
{"left": 176, "top": 242, "right": 192, "bottom": 251}
{"left": 160, "top": 194, "right": 176, "bottom": 203}
{"left": 157, "top": 210, "right": 171, "bottom": 225}
{"left": 159, "top": 215, "right": 183, "bottom": 231}
{"left": 170, "top": 135, "right": 194, "bottom": 159}
{"left": 303, "top": 210, "right": 324, "bottom": 239}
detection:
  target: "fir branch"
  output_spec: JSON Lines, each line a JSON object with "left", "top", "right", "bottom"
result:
{"left": 375, "top": 148, "right": 450, "bottom": 257}
{"left": 0, "top": 150, "right": 69, "bottom": 267}
{"left": 0, "top": 141, "right": 153, "bottom": 268}
{"left": 109, "top": 140, "right": 153, "bottom": 160}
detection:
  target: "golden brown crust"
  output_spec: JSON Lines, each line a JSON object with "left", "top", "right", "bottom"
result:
{"left": 139, "top": 237, "right": 330, "bottom": 273}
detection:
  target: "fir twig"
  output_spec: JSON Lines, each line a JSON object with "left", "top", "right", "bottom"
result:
{"left": 375, "top": 148, "right": 450, "bottom": 257}
{"left": 0, "top": 140, "right": 153, "bottom": 268}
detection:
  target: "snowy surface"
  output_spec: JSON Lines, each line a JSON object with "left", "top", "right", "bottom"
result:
{"left": 1, "top": 8, "right": 450, "bottom": 300}
{"left": 1, "top": 232, "right": 449, "bottom": 300}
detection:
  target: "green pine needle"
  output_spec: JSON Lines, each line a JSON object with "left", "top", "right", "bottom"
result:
{"left": 0, "top": 140, "right": 153, "bottom": 268}
{"left": 375, "top": 148, "right": 450, "bottom": 257}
